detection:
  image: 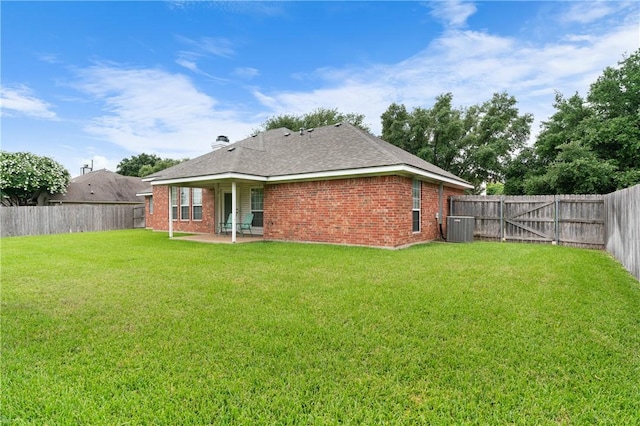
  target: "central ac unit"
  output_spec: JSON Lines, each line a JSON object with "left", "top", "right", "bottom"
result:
{"left": 447, "top": 216, "right": 475, "bottom": 242}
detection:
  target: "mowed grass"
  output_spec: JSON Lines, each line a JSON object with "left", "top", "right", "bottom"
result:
{"left": 2, "top": 230, "right": 639, "bottom": 425}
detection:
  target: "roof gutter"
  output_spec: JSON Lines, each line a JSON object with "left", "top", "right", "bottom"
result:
{"left": 150, "top": 165, "right": 473, "bottom": 190}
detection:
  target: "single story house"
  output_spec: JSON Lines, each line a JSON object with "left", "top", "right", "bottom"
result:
{"left": 142, "top": 122, "right": 472, "bottom": 248}
{"left": 49, "top": 169, "right": 148, "bottom": 205}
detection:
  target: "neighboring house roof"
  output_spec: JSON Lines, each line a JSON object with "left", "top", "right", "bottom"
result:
{"left": 146, "top": 123, "right": 472, "bottom": 189}
{"left": 49, "top": 169, "right": 147, "bottom": 204}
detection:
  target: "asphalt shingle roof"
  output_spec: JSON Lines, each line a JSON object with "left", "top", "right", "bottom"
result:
{"left": 148, "top": 122, "right": 469, "bottom": 187}
{"left": 50, "top": 169, "right": 148, "bottom": 203}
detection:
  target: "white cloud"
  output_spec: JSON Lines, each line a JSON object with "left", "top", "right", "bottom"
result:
{"left": 175, "top": 35, "right": 235, "bottom": 58}
{"left": 429, "top": 0, "right": 477, "bottom": 28}
{"left": 233, "top": 67, "right": 260, "bottom": 80}
{"left": 0, "top": 85, "right": 58, "bottom": 120}
{"left": 176, "top": 56, "right": 199, "bottom": 72}
{"left": 75, "top": 64, "right": 257, "bottom": 158}
{"left": 559, "top": 1, "right": 616, "bottom": 24}
{"left": 253, "top": 18, "right": 639, "bottom": 138}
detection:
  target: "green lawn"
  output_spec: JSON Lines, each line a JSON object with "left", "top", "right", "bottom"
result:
{"left": 2, "top": 230, "right": 639, "bottom": 425}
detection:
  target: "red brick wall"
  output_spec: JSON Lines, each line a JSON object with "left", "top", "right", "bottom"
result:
{"left": 146, "top": 186, "right": 216, "bottom": 233}
{"left": 263, "top": 175, "right": 464, "bottom": 248}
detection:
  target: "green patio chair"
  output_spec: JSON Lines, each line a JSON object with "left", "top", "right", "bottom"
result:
{"left": 238, "top": 213, "right": 254, "bottom": 236}
{"left": 219, "top": 213, "right": 233, "bottom": 235}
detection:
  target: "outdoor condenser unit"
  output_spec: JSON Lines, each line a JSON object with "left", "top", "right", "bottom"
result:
{"left": 447, "top": 216, "right": 475, "bottom": 243}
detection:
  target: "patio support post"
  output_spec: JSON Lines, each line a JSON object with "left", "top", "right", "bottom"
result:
{"left": 231, "top": 181, "right": 237, "bottom": 243}
{"left": 168, "top": 185, "right": 173, "bottom": 238}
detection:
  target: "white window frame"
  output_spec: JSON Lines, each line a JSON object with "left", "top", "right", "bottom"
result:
{"left": 250, "top": 187, "right": 264, "bottom": 227}
{"left": 192, "top": 188, "right": 203, "bottom": 221}
{"left": 180, "top": 187, "right": 190, "bottom": 221}
{"left": 171, "top": 187, "right": 178, "bottom": 221}
{"left": 412, "top": 179, "right": 421, "bottom": 233}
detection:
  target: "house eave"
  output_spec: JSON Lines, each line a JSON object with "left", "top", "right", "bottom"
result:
{"left": 266, "top": 165, "right": 474, "bottom": 189}
{"left": 149, "top": 166, "right": 472, "bottom": 190}
{"left": 151, "top": 172, "right": 268, "bottom": 186}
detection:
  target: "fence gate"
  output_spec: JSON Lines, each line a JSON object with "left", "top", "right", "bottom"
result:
{"left": 450, "top": 194, "right": 605, "bottom": 249}
{"left": 504, "top": 198, "right": 556, "bottom": 243}
{"left": 133, "top": 205, "right": 146, "bottom": 228}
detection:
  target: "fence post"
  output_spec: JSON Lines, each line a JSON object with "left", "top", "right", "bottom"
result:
{"left": 500, "top": 195, "right": 504, "bottom": 242}
{"left": 555, "top": 195, "right": 559, "bottom": 245}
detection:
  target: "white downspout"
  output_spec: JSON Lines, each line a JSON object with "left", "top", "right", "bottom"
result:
{"left": 168, "top": 185, "right": 173, "bottom": 238}
{"left": 231, "top": 181, "right": 237, "bottom": 243}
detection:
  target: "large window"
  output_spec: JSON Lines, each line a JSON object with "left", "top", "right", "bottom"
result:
{"left": 412, "top": 179, "right": 421, "bottom": 232}
{"left": 251, "top": 188, "right": 264, "bottom": 227}
{"left": 192, "top": 188, "right": 202, "bottom": 221}
{"left": 171, "top": 187, "right": 178, "bottom": 220}
{"left": 180, "top": 187, "right": 190, "bottom": 220}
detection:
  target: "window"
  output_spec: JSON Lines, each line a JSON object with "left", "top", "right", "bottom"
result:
{"left": 180, "top": 187, "right": 190, "bottom": 220}
{"left": 149, "top": 196, "right": 153, "bottom": 215}
{"left": 251, "top": 187, "right": 264, "bottom": 227}
{"left": 412, "top": 179, "right": 421, "bottom": 232}
{"left": 192, "top": 188, "right": 202, "bottom": 220}
{"left": 171, "top": 187, "right": 178, "bottom": 220}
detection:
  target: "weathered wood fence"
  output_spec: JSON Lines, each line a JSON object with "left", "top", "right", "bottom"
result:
{"left": 604, "top": 184, "right": 640, "bottom": 281}
{"left": 451, "top": 187, "right": 640, "bottom": 281}
{"left": 450, "top": 195, "right": 605, "bottom": 249}
{"left": 0, "top": 204, "right": 144, "bottom": 237}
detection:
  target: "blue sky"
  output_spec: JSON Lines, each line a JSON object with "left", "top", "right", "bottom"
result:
{"left": 2, "top": 1, "right": 638, "bottom": 177}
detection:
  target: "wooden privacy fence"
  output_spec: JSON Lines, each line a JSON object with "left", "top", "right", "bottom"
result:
{"left": 0, "top": 204, "right": 144, "bottom": 237}
{"left": 604, "top": 184, "right": 640, "bottom": 281}
{"left": 450, "top": 195, "right": 605, "bottom": 249}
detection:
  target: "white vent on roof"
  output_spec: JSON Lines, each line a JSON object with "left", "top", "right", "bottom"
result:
{"left": 211, "top": 135, "right": 230, "bottom": 151}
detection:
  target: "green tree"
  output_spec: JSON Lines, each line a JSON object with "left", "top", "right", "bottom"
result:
{"left": 485, "top": 182, "right": 504, "bottom": 195}
{"left": 0, "top": 151, "right": 70, "bottom": 206}
{"left": 138, "top": 158, "right": 187, "bottom": 177}
{"left": 506, "top": 49, "right": 640, "bottom": 194}
{"left": 117, "top": 154, "right": 186, "bottom": 177}
{"left": 116, "top": 153, "right": 162, "bottom": 177}
{"left": 257, "top": 107, "right": 371, "bottom": 133}
{"left": 381, "top": 92, "right": 532, "bottom": 193}
{"left": 587, "top": 49, "right": 640, "bottom": 186}
{"left": 381, "top": 103, "right": 410, "bottom": 150}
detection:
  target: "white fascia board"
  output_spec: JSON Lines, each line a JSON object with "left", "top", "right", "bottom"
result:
{"left": 141, "top": 176, "right": 157, "bottom": 183}
{"left": 266, "top": 165, "right": 473, "bottom": 189}
{"left": 150, "top": 172, "right": 267, "bottom": 186}
{"left": 402, "top": 166, "right": 474, "bottom": 189}
{"left": 149, "top": 166, "right": 472, "bottom": 189}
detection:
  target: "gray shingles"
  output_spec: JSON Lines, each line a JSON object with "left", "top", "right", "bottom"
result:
{"left": 148, "top": 123, "right": 469, "bottom": 185}
{"left": 50, "top": 169, "right": 148, "bottom": 203}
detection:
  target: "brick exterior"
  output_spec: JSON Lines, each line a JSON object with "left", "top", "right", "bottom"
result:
{"left": 263, "top": 175, "right": 464, "bottom": 248}
{"left": 145, "top": 186, "right": 217, "bottom": 233}
{"left": 145, "top": 176, "right": 464, "bottom": 247}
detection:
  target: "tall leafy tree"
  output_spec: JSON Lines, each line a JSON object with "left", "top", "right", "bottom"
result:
{"left": 0, "top": 151, "right": 70, "bottom": 206}
{"left": 586, "top": 49, "right": 640, "bottom": 188}
{"left": 117, "top": 154, "right": 186, "bottom": 177}
{"left": 506, "top": 49, "right": 640, "bottom": 194}
{"left": 116, "top": 153, "right": 162, "bottom": 177}
{"left": 138, "top": 158, "right": 188, "bottom": 177}
{"left": 258, "top": 107, "right": 370, "bottom": 133}
{"left": 381, "top": 92, "right": 532, "bottom": 193}
{"left": 381, "top": 103, "right": 410, "bottom": 150}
